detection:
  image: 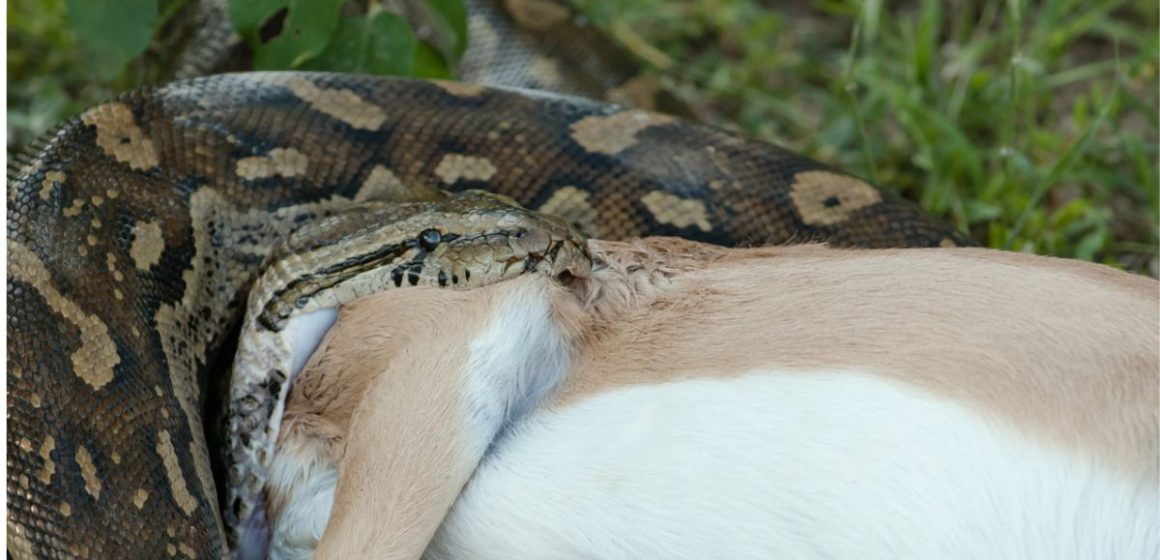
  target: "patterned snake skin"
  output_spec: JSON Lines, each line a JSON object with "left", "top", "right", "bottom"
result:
{"left": 8, "top": 1, "right": 971, "bottom": 558}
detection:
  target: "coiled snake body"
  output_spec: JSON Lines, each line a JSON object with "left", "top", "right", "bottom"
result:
{"left": 9, "top": 61, "right": 968, "bottom": 560}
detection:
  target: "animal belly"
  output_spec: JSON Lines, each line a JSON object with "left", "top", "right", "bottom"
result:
{"left": 426, "top": 371, "right": 1157, "bottom": 560}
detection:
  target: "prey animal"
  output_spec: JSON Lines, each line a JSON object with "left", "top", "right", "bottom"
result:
{"left": 241, "top": 194, "right": 1156, "bottom": 559}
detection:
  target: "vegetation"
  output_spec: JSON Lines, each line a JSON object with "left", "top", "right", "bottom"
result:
{"left": 8, "top": 0, "right": 467, "bottom": 147}
{"left": 579, "top": 0, "right": 1158, "bottom": 273}
{"left": 8, "top": 0, "right": 1158, "bottom": 274}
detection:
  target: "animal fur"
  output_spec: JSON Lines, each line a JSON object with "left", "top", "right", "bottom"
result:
{"left": 266, "top": 239, "right": 1160, "bottom": 559}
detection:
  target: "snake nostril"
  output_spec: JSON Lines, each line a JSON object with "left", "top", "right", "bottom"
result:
{"left": 419, "top": 229, "right": 442, "bottom": 251}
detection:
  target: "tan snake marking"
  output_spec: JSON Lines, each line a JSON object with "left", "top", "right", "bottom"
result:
{"left": 9, "top": 4, "right": 970, "bottom": 558}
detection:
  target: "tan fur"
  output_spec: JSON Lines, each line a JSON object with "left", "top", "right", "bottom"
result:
{"left": 272, "top": 238, "right": 1159, "bottom": 557}
{"left": 278, "top": 276, "right": 581, "bottom": 559}
{"left": 559, "top": 238, "right": 1160, "bottom": 477}
{"left": 289, "top": 287, "right": 487, "bottom": 559}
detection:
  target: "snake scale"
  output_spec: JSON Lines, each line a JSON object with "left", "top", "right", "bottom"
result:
{"left": 9, "top": 1, "right": 971, "bottom": 558}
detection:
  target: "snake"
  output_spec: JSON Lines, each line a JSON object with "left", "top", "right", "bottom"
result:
{"left": 8, "top": 1, "right": 972, "bottom": 558}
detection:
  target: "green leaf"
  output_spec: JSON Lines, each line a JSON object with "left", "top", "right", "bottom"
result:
{"left": 1074, "top": 228, "right": 1109, "bottom": 261}
{"left": 64, "top": 0, "right": 157, "bottom": 81}
{"left": 964, "top": 199, "right": 1003, "bottom": 222}
{"left": 253, "top": 0, "right": 344, "bottom": 70}
{"left": 423, "top": 0, "right": 469, "bottom": 63}
{"left": 229, "top": 0, "right": 288, "bottom": 44}
{"left": 412, "top": 42, "right": 453, "bottom": 79}
{"left": 1048, "top": 198, "right": 1089, "bottom": 226}
{"left": 304, "top": 12, "right": 416, "bottom": 75}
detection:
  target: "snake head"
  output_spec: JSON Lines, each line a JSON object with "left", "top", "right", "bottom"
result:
{"left": 424, "top": 189, "right": 593, "bottom": 281}
{"left": 255, "top": 189, "right": 592, "bottom": 330}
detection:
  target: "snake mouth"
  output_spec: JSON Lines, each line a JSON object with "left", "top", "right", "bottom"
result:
{"left": 384, "top": 228, "right": 591, "bottom": 288}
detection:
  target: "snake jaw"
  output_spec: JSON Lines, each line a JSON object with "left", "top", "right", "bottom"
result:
{"left": 254, "top": 190, "right": 591, "bottom": 330}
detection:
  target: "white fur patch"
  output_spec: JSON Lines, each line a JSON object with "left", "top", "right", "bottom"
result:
{"left": 463, "top": 281, "right": 572, "bottom": 449}
{"left": 283, "top": 308, "right": 338, "bottom": 378}
{"left": 268, "top": 460, "right": 337, "bottom": 560}
{"left": 428, "top": 371, "right": 1158, "bottom": 560}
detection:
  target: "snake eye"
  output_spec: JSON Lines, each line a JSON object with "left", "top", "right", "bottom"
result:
{"left": 419, "top": 229, "right": 442, "bottom": 251}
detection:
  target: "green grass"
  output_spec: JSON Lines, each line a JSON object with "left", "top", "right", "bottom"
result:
{"left": 576, "top": 0, "right": 1159, "bottom": 274}
{"left": 9, "top": 0, "right": 1158, "bottom": 274}
{"left": 8, "top": 0, "right": 108, "bottom": 149}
